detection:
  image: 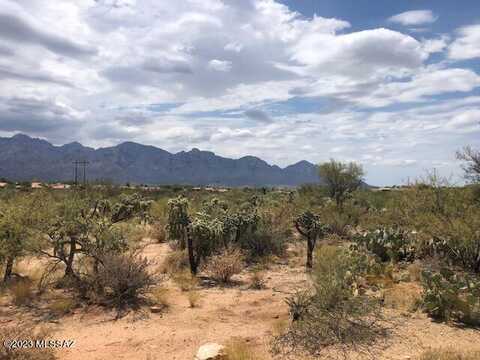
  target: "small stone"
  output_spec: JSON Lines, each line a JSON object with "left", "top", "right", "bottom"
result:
{"left": 194, "top": 343, "right": 226, "bottom": 360}
{"left": 150, "top": 306, "right": 164, "bottom": 314}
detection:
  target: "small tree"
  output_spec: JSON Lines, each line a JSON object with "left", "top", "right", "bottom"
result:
{"left": 39, "top": 192, "right": 143, "bottom": 280}
{"left": 318, "top": 159, "right": 365, "bottom": 208}
{"left": 294, "top": 211, "right": 328, "bottom": 269}
{"left": 0, "top": 192, "right": 47, "bottom": 282}
{"left": 457, "top": 146, "right": 480, "bottom": 183}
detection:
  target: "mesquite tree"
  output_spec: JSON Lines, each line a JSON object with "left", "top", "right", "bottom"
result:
{"left": 457, "top": 146, "right": 480, "bottom": 183}
{"left": 40, "top": 193, "right": 146, "bottom": 279}
{"left": 318, "top": 159, "right": 364, "bottom": 209}
{"left": 0, "top": 193, "right": 46, "bottom": 282}
{"left": 294, "top": 211, "right": 328, "bottom": 269}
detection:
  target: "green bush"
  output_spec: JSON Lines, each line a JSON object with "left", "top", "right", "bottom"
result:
{"left": 274, "top": 245, "right": 384, "bottom": 355}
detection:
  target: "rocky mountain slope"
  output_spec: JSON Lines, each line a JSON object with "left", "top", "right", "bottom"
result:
{"left": 0, "top": 134, "right": 322, "bottom": 186}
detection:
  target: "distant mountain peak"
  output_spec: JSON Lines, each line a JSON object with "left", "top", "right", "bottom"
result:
{"left": 11, "top": 133, "right": 32, "bottom": 140}
{"left": 0, "top": 135, "right": 323, "bottom": 186}
{"left": 62, "top": 141, "right": 83, "bottom": 148}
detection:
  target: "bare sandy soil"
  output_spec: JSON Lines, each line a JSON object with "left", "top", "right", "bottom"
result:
{"left": 1, "top": 242, "right": 480, "bottom": 360}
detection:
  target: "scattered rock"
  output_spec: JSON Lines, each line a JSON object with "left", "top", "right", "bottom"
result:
{"left": 150, "top": 306, "right": 165, "bottom": 314}
{"left": 194, "top": 343, "right": 226, "bottom": 360}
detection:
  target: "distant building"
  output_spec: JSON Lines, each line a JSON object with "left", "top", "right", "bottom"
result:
{"left": 50, "top": 183, "right": 71, "bottom": 190}
{"left": 31, "top": 182, "right": 43, "bottom": 189}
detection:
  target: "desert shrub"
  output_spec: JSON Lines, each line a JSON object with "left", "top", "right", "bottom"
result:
{"left": 382, "top": 283, "right": 422, "bottom": 312}
{"left": 419, "top": 348, "right": 480, "bottom": 360}
{"left": 0, "top": 323, "right": 55, "bottom": 360}
{"left": 172, "top": 269, "right": 198, "bottom": 291}
{"left": 240, "top": 225, "right": 286, "bottom": 263}
{"left": 205, "top": 248, "right": 244, "bottom": 283}
{"left": 354, "top": 228, "right": 415, "bottom": 263}
{"left": 151, "top": 286, "right": 169, "bottom": 309}
{"left": 122, "top": 223, "right": 149, "bottom": 243}
{"left": 160, "top": 250, "right": 189, "bottom": 274}
{"left": 274, "top": 245, "right": 384, "bottom": 355}
{"left": 272, "top": 318, "right": 289, "bottom": 337}
{"left": 398, "top": 178, "right": 480, "bottom": 273}
{"left": 408, "top": 262, "right": 423, "bottom": 282}
{"left": 93, "top": 253, "right": 154, "bottom": 310}
{"left": 150, "top": 221, "right": 166, "bottom": 243}
{"left": 48, "top": 297, "right": 76, "bottom": 316}
{"left": 421, "top": 268, "right": 480, "bottom": 325}
{"left": 248, "top": 269, "right": 266, "bottom": 290}
{"left": 187, "top": 290, "right": 200, "bottom": 308}
{"left": 319, "top": 201, "right": 365, "bottom": 237}
{"left": 10, "top": 280, "right": 34, "bottom": 306}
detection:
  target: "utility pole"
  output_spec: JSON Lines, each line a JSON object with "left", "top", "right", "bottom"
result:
{"left": 73, "top": 160, "right": 89, "bottom": 186}
{"left": 73, "top": 161, "right": 79, "bottom": 185}
{"left": 81, "top": 160, "right": 89, "bottom": 186}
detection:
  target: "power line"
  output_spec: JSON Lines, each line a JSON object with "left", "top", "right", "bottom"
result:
{"left": 72, "top": 160, "right": 89, "bottom": 186}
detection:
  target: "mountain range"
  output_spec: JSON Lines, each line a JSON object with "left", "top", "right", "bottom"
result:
{"left": 0, "top": 134, "right": 322, "bottom": 187}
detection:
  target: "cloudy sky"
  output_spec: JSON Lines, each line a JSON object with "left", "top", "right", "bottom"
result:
{"left": 0, "top": 0, "right": 479, "bottom": 185}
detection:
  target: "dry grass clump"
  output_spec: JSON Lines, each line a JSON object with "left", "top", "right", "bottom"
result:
{"left": 271, "top": 318, "right": 289, "bottom": 337}
{"left": 224, "top": 338, "right": 263, "bottom": 360}
{"left": 123, "top": 223, "right": 150, "bottom": 243}
{"left": 204, "top": 248, "right": 244, "bottom": 284}
{"left": 0, "top": 323, "right": 55, "bottom": 360}
{"left": 186, "top": 290, "right": 201, "bottom": 308}
{"left": 248, "top": 269, "right": 266, "bottom": 290}
{"left": 418, "top": 348, "right": 480, "bottom": 360}
{"left": 10, "top": 281, "right": 34, "bottom": 306}
{"left": 408, "top": 262, "right": 423, "bottom": 282}
{"left": 150, "top": 286, "right": 170, "bottom": 309}
{"left": 172, "top": 270, "right": 198, "bottom": 291}
{"left": 150, "top": 221, "right": 167, "bottom": 243}
{"left": 48, "top": 297, "right": 76, "bottom": 316}
{"left": 383, "top": 282, "right": 422, "bottom": 312}
{"left": 160, "top": 250, "right": 189, "bottom": 275}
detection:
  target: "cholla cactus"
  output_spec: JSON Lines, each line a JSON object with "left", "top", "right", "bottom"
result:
{"left": 166, "top": 196, "right": 226, "bottom": 275}
{"left": 294, "top": 211, "right": 329, "bottom": 269}
{"left": 187, "top": 213, "right": 223, "bottom": 274}
{"left": 166, "top": 196, "right": 190, "bottom": 249}
{"left": 221, "top": 210, "right": 259, "bottom": 249}
{"left": 110, "top": 193, "right": 152, "bottom": 224}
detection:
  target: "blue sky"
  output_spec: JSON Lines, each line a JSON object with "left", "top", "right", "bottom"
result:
{"left": 0, "top": 0, "right": 479, "bottom": 185}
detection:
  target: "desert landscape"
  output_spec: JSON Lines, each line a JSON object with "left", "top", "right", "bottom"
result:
{"left": 2, "top": 0, "right": 480, "bottom": 359}
{"left": 1, "top": 149, "right": 480, "bottom": 360}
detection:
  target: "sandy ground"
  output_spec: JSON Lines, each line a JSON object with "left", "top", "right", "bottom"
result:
{"left": 1, "top": 242, "right": 480, "bottom": 360}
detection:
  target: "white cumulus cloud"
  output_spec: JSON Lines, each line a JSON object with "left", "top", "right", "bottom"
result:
{"left": 388, "top": 10, "right": 437, "bottom": 26}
